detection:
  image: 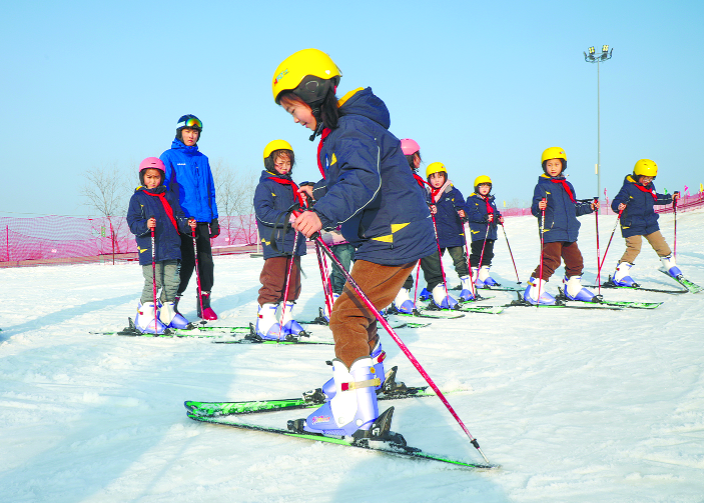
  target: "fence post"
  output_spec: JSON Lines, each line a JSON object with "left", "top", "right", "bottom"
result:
{"left": 6, "top": 225, "right": 9, "bottom": 262}
{"left": 110, "top": 218, "right": 115, "bottom": 265}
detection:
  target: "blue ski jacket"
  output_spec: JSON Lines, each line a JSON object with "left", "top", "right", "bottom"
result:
{"left": 126, "top": 185, "right": 192, "bottom": 266}
{"left": 428, "top": 184, "right": 467, "bottom": 248}
{"left": 611, "top": 174, "right": 673, "bottom": 238}
{"left": 253, "top": 170, "right": 308, "bottom": 259}
{"left": 531, "top": 174, "right": 594, "bottom": 243}
{"left": 160, "top": 139, "right": 218, "bottom": 223}
{"left": 466, "top": 193, "right": 502, "bottom": 242}
{"left": 310, "top": 87, "right": 435, "bottom": 266}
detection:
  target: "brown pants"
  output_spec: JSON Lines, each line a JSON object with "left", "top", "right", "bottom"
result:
{"left": 258, "top": 256, "right": 301, "bottom": 305}
{"left": 330, "top": 259, "right": 416, "bottom": 368}
{"left": 532, "top": 241, "right": 584, "bottom": 281}
{"left": 619, "top": 231, "right": 671, "bottom": 264}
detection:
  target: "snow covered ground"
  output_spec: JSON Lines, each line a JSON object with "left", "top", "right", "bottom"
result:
{"left": 2, "top": 210, "right": 703, "bottom": 503}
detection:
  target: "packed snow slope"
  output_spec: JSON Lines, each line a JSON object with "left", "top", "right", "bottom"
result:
{"left": 1, "top": 210, "right": 703, "bottom": 503}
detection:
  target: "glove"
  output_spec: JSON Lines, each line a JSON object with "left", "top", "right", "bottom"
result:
{"left": 209, "top": 218, "right": 220, "bottom": 238}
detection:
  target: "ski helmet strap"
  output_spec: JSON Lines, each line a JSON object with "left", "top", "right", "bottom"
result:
{"left": 143, "top": 191, "right": 179, "bottom": 231}
{"left": 316, "top": 127, "right": 332, "bottom": 179}
{"left": 633, "top": 182, "right": 658, "bottom": 201}
{"left": 550, "top": 179, "right": 576, "bottom": 203}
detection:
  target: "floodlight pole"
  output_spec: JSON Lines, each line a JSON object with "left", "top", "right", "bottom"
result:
{"left": 584, "top": 46, "right": 613, "bottom": 199}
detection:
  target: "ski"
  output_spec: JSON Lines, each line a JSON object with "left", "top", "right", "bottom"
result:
{"left": 659, "top": 270, "right": 703, "bottom": 293}
{"left": 300, "top": 309, "right": 430, "bottom": 329}
{"left": 185, "top": 388, "right": 440, "bottom": 417}
{"left": 185, "top": 411, "right": 496, "bottom": 470}
{"left": 597, "top": 279, "right": 688, "bottom": 295}
{"left": 386, "top": 308, "right": 465, "bottom": 319}
{"left": 555, "top": 295, "right": 662, "bottom": 309}
{"left": 213, "top": 338, "right": 334, "bottom": 345}
{"left": 505, "top": 298, "right": 625, "bottom": 310}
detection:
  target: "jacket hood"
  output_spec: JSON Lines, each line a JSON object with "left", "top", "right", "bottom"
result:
{"left": 338, "top": 87, "right": 391, "bottom": 130}
{"left": 259, "top": 170, "right": 294, "bottom": 184}
{"left": 135, "top": 185, "right": 167, "bottom": 194}
{"left": 170, "top": 138, "right": 200, "bottom": 153}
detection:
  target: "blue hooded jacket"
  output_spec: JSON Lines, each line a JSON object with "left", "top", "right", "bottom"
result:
{"left": 428, "top": 184, "right": 467, "bottom": 248}
{"left": 611, "top": 174, "right": 673, "bottom": 238}
{"left": 160, "top": 139, "right": 218, "bottom": 223}
{"left": 310, "top": 87, "right": 435, "bottom": 266}
{"left": 253, "top": 170, "right": 308, "bottom": 259}
{"left": 126, "top": 185, "right": 192, "bottom": 266}
{"left": 531, "top": 174, "right": 593, "bottom": 243}
{"left": 466, "top": 192, "right": 502, "bottom": 242}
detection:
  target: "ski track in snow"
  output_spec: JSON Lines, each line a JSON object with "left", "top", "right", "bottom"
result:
{"left": 1, "top": 211, "right": 703, "bottom": 502}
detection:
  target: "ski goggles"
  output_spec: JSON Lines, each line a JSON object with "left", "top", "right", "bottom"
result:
{"left": 177, "top": 116, "right": 203, "bottom": 130}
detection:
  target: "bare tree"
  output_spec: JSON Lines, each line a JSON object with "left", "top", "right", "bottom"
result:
{"left": 80, "top": 162, "right": 134, "bottom": 254}
{"left": 211, "top": 159, "right": 257, "bottom": 245}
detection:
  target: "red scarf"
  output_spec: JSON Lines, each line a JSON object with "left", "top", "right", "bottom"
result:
{"left": 268, "top": 176, "right": 307, "bottom": 208}
{"left": 316, "top": 127, "right": 332, "bottom": 179}
{"left": 481, "top": 195, "right": 494, "bottom": 214}
{"left": 414, "top": 173, "right": 431, "bottom": 191}
{"left": 143, "top": 190, "right": 178, "bottom": 231}
{"left": 634, "top": 182, "right": 658, "bottom": 201}
{"left": 550, "top": 179, "right": 576, "bottom": 203}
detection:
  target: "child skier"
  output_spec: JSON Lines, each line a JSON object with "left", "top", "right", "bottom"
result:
{"left": 523, "top": 147, "right": 599, "bottom": 305}
{"left": 466, "top": 175, "right": 504, "bottom": 288}
{"left": 253, "top": 140, "right": 308, "bottom": 340}
{"left": 425, "top": 162, "right": 474, "bottom": 302}
{"left": 274, "top": 48, "right": 435, "bottom": 441}
{"left": 159, "top": 114, "right": 220, "bottom": 320}
{"left": 610, "top": 159, "right": 681, "bottom": 286}
{"left": 391, "top": 140, "right": 461, "bottom": 313}
{"left": 126, "top": 157, "right": 196, "bottom": 333}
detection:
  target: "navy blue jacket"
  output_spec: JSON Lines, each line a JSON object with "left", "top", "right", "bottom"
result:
{"left": 126, "top": 186, "right": 192, "bottom": 266}
{"left": 531, "top": 174, "right": 594, "bottom": 243}
{"left": 466, "top": 193, "right": 502, "bottom": 242}
{"left": 611, "top": 174, "right": 673, "bottom": 238}
{"left": 254, "top": 170, "right": 308, "bottom": 259}
{"left": 310, "top": 87, "right": 435, "bottom": 266}
{"left": 429, "top": 184, "right": 467, "bottom": 248}
{"left": 160, "top": 139, "right": 218, "bottom": 222}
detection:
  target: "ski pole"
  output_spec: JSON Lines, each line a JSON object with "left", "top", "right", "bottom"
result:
{"left": 461, "top": 223, "right": 477, "bottom": 298}
{"left": 598, "top": 206, "right": 626, "bottom": 278}
{"left": 501, "top": 223, "right": 520, "bottom": 284}
{"left": 673, "top": 194, "right": 678, "bottom": 259}
{"left": 537, "top": 198, "right": 546, "bottom": 307}
{"left": 594, "top": 197, "right": 601, "bottom": 296}
{"left": 192, "top": 226, "right": 204, "bottom": 319}
{"left": 314, "top": 241, "right": 335, "bottom": 320}
{"left": 314, "top": 235, "right": 491, "bottom": 465}
{"left": 477, "top": 221, "right": 491, "bottom": 273}
{"left": 412, "top": 260, "right": 421, "bottom": 308}
{"left": 278, "top": 231, "right": 300, "bottom": 341}
{"left": 150, "top": 216, "right": 158, "bottom": 334}
{"left": 430, "top": 212, "right": 452, "bottom": 304}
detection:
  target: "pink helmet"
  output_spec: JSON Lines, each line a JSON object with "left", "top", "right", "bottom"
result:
{"left": 139, "top": 157, "right": 165, "bottom": 173}
{"left": 400, "top": 138, "right": 420, "bottom": 156}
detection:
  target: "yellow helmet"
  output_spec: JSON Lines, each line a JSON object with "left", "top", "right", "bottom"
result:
{"left": 263, "top": 139, "right": 293, "bottom": 160}
{"left": 633, "top": 159, "right": 658, "bottom": 177}
{"left": 474, "top": 175, "right": 492, "bottom": 188}
{"left": 541, "top": 147, "right": 567, "bottom": 164}
{"left": 426, "top": 162, "right": 447, "bottom": 179}
{"left": 272, "top": 48, "right": 342, "bottom": 105}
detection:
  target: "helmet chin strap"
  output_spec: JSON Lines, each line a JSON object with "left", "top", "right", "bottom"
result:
{"left": 308, "top": 107, "right": 324, "bottom": 141}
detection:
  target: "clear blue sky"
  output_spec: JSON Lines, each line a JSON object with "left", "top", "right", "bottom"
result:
{"left": 3, "top": 0, "right": 703, "bottom": 216}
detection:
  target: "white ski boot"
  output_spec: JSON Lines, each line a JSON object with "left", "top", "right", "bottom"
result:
{"left": 660, "top": 254, "right": 683, "bottom": 278}
{"left": 255, "top": 303, "right": 285, "bottom": 341}
{"left": 135, "top": 301, "right": 168, "bottom": 334}
{"left": 563, "top": 275, "right": 596, "bottom": 302}
{"left": 459, "top": 275, "right": 475, "bottom": 301}
{"left": 281, "top": 301, "right": 306, "bottom": 337}
{"left": 475, "top": 265, "right": 498, "bottom": 288}
{"left": 319, "top": 341, "right": 388, "bottom": 401}
{"left": 392, "top": 287, "right": 416, "bottom": 314}
{"left": 612, "top": 262, "right": 636, "bottom": 287}
{"left": 159, "top": 301, "right": 190, "bottom": 329}
{"left": 523, "top": 277, "right": 556, "bottom": 305}
{"left": 302, "top": 357, "right": 383, "bottom": 437}
{"left": 430, "top": 283, "right": 458, "bottom": 309}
